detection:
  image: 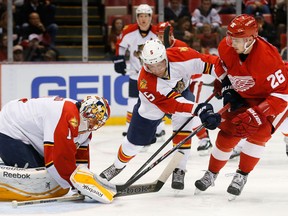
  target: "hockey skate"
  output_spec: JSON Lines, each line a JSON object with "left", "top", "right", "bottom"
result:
{"left": 284, "top": 136, "right": 288, "bottom": 156}
{"left": 194, "top": 170, "right": 218, "bottom": 194}
{"left": 229, "top": 148, "right": 241, "bottom": 160}
{"left": 171, "top": 168, "right": 185, "bottom": 190}
{"left": 197, "top": 138, "right": 212, "bottom": 156}
{"left": 99, "top": 164, "right": 125, "bottom": 181}
{"left": 227, "top": 172, "right": 248, "bottom": 201}
{"left": 156, "top": 130, "right": 166, "bottom": 142}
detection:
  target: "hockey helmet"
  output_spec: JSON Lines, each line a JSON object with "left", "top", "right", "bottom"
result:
{"left": 157, "top": 22, "right": 174, "bottom": 35}
{"left": 227, "top": 14, "right": 258, "bottom": 38}
{"left": 141, "top": 39, "right": 167, "bottom": 65}
{"left": 136, "top": 4, "right": 153, "bottom": 16}
{"left": 79, "top": 95, "right": 110, "bottom": 133}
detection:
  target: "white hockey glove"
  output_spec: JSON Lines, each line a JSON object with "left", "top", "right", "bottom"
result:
{"left": 70, "top": 165, "right": 116, "bottom": 204}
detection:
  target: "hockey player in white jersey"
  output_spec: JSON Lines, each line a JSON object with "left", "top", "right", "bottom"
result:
{"left": 100, "top": 39, "right": 222, "bottom": 190}
{"left": 112, "top": 4, "right": 166, "bottom": 139}
{"left": 0, "top": 95, "right": 116, "bottom": 203}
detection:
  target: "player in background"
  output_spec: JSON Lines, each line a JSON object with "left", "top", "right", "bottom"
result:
{"left": 194, "top": 14, "right": 288, "bottom": 199}
{"left": 157, "top": 21, "right": 213, "bottom": 156}
{"left": 112, "top": 4, "right": 165, "bottom": 139}
{"left": 0, "top": 95, "right": 115, "bottom": 203}
{"left": 100, "top": 39, "right": 222, "bottom": 190}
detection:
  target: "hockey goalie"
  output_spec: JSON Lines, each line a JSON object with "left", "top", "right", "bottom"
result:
{"left": 0, "top": 95, "right": 116, "bottom": 203}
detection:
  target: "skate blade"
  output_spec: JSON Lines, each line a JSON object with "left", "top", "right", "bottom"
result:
{"left": 194, "top": 188, "right": 202, "bottom": 195}
{"left": 173, "top": 189, "right": 182, "bottom": 196}
{"left": 228, "top": 194, "right": 237, "bottom": 201}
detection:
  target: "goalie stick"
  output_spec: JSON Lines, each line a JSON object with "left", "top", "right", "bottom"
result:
{"left": 126, "top": 91, "right": 217, "bottom": 182}
{"left": 11, "top": 151, "right": 184, "bottom": 207}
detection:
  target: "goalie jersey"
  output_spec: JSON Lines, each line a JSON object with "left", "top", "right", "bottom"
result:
{"left": 0, "top": 96, "right": 91, "bottom": 189}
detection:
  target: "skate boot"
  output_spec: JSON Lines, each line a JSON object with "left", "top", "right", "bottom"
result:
{"left": 227, "top": 171, "right": 248, "bottom": 200}
{"left": 156, "top": 130, "right": 166, "bottom": 142}
{"left": 171, "top": 168, "right": 185, "bottom": 190}
{"left": 197, "top": 138, "right": 212, "bottom": 156}
{"left": 194, "top": 170, "right": 218, "bottom": 193}
{"left": 284, "top": 136, "right": 288, "bottom": 156}
{"left": 99, "top": 164, "right": 125, "bottom": 181}
{"left": 229, "top": 148, "right": 241, "bottom": 160}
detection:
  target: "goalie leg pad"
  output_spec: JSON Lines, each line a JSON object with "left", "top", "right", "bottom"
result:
{"left": 70, "top": 165, "right": 116, "bottom": 204}
{"left": 0, "top": 165, "right": 69, "bottom": 201}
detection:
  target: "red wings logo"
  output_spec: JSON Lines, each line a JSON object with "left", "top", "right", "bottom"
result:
{"left": 229, "top": 75, "right": 255, "bottom": 92}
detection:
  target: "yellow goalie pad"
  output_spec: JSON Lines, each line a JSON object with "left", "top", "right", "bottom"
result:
{"left": 70, "top": 165, "right": 116, "bottom": 204}
{"left": 0, "top": 165, "right": 69, "bottom": 201}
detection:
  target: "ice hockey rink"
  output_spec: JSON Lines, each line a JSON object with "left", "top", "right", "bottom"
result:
{"left": 1, "top": 124, "right": 288, "bottom": 216}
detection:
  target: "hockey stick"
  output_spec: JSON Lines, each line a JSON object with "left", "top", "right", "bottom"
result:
{"left": 163, "top": 25, "right": 170, "bottom": 48}
{"left": 11, "top": 152, "right": 183, "bottom": 207}
{"left": 125, "top": 91, "right": 217, "bottom": 183}
{"left": 116, "top": 102, "right": 230, "bottom": 196}
{"left": 11, "top": 194, "right": 85, "bottom": 208}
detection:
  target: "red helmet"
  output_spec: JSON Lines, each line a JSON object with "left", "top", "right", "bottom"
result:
{"left": 227, "top": 14, "right": 258, "bottom": 38}
{"left": 157, "top": 22, "right": 174, "bottom": 35}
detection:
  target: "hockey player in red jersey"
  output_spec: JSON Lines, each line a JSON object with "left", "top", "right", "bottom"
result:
{"left": 0, "top": 95, "right": 116, "bottom": 203}
{"left": 157, "top": 21, "right": 214, "bottom": 156}
{"left": 194, "top": 14, "right": 288, "bottom": 199}
{"left": 112, "top": 4, "right": 165, "bottom": 138}
{"left": 100, "top": 39, "right": 222, "bottom": 190}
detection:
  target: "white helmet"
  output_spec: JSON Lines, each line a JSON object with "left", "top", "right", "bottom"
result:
{"left": 79, "top": 95, "right": 110, "bottom": 133}
{"left": 136, "top": 4, "right": 153, "bottom": 16}
{"left": 141, "top": 39, "right": 167, "bottom": 65}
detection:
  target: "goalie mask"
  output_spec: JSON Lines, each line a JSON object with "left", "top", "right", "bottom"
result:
{"left": 78, "top": 95, "right": 110, "bottom": 133}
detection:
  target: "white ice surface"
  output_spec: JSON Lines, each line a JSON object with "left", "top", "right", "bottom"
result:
{"left": 1, "top": 125, "right": 288, "bottom": 216}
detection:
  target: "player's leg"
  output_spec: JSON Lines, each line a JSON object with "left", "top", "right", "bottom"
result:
{"left": 170, "top": 114, "right": 194, "bottom": 190}
{"left": 100, "top": 100, "right": 163, "bottom": 181}
{"left": 123, "top": 78, "right": 139, "bottom": 136}
{"left": 0, "top": 132, "right": 44, "bottom": 168}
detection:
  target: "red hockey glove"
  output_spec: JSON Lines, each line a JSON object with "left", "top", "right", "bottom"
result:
{"left": 231, "top": 106, "right": 267, "bottom": 137}
{"left": 213, "top": 78, "right": 222, "bottom": 99}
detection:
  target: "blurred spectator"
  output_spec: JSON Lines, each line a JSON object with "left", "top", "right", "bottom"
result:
{"left": 254, "top": 12, "right": 277, "bottom": 47}
{"left": 273, "top": 0, "right": 287, "bottom": 46}
{"left": 173, "top": 16, "right": 195, "bottom": 47}
{"left": 0, "top": 33, "right": 7, "bottom": 61}
{"left": 107, "top": 17, "right": 124, "bottom": 57}
{"left": 164, "top": 0, "right": 191, "bottom": 27}
{"left": 211, "top": 0, "right": 236, "bottom": 14}
{"left": 23, "top": 33, "right": 46, "bottom": 61}
{"left": 243, "top": 0, "right": 271, "bottom": 14}
{"left": 19, "top": 0, "right": 58, "bottom": 47}
{"left": 191, "top": 0, "right": 222, "bottom": 34}
{"left": 197, "top": 23, "right": 219, "bottom": 53}
{"left": 21, "top": 12, "right": 51, "bottom": 46}
{"left": 13, "top": 44, "right": 24, "bottom": 61}
{"left": 0, "top": 11, "right": 21, "bottom": 45}
{"left": 43, "top": 48, "right": 58, "bottom": 61}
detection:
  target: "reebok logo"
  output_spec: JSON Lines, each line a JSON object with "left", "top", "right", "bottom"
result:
{"left": 3, "top": 171, "right": 31, "bottom": 179}
{"left": 83, "top": 184, "right": 103, "bottom": 197}
{"left": 247, "top": 108, "right": 262, "bottom": 125}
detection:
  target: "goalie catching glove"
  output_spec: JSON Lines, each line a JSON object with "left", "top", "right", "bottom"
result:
{"left": 112, "top": 55, "right": 126, "bottom": 75}
{"left": 194, "top": 103, "right": 221, "bottom": 130}
{"left": 232, "top": 106, "right": 266, "bottom": 137}
{"left": 70, "top": 165, "right": 116, "bottom": 204}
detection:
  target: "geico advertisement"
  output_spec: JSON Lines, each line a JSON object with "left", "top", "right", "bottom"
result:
{"left": 1, "top": 63, "right": 129, "bottom": 116}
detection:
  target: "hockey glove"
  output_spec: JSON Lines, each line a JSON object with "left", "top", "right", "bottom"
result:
{"left": 112, "top": 55, "right": 126, "bottom": 75}
{"left": 231, "top": 106, "right": 266, "bottom": 137}
{"left": 194, "top": 103, "right": 221, "bottom": 130}
{"left": 213, "top": 78, "right": 223, "bottom": 99}
{"left": 221, "top": 76, "right": 245, "bottom": 111}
